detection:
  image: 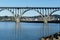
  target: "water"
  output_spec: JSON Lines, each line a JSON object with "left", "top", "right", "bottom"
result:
{"left": 0, "top": 22, "right": 60, "bottom": 40}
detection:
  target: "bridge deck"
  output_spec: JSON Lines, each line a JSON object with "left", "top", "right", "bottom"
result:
{"left": 0, "top": 7, "right": 60, "bottom": 9}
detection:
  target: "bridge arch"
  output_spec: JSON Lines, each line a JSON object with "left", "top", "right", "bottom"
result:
{"left": 0, "top": 9, "right": 14, "bottom": 16}
{"left": 50, "top": 9, "right": 60, "bottom": 15}
{"left": 0, "top": 9, "right": 5, "bottom": 13}
{"left": 22, "top": 9, "right": 44, "bottom": 18}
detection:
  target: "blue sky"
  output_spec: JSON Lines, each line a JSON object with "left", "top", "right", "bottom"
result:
{"left": 0, "top": 0, "right": 60, "bottom": 16}
{"left": 0, "top": 0, "right": 60, "bottom": 7}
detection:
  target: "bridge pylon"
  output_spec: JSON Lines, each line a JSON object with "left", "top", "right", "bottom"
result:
{"left": 14, "top": 14, "right": 21, "bottom": 26}
{"left": 43, "top": 16, "right": 48, "bottom": 24}
{"left": 15, "top": 17, "right": 20, "bottom": 23}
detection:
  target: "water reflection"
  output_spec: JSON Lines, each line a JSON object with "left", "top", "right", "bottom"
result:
{"left": 14, "top": 23, "right": 21, "bottom": 40}
{"left": 43, "top": 23, "right": 49, "bottom": 37}
{"left": 0, "top": 22, "right": 60, "bottom": 40}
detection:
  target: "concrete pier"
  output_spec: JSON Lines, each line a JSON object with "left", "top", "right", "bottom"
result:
{"left": 15, "top": 17, "right": 20, "bottom": 27}
{"left": 15, "top": 17, "right": 20, "bottom": 23}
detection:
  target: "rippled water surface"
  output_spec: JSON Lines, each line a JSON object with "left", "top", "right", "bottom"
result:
{"left": 0, "top": 22, "right": 60, "bottom": 40}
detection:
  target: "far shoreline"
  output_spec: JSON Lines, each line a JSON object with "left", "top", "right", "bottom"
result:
{"left": 0, "top": 20, "right": 60, "bottom": 23}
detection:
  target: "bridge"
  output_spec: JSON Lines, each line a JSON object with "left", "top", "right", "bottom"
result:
{"left": 0, "top": 7, "right": 60, "bottom": 23}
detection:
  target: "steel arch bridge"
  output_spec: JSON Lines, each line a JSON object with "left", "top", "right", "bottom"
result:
{"left": 0, "top": 7, "right": 60, "bottom": 23}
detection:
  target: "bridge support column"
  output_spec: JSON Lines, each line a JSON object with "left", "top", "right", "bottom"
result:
{"left": 43, "top": 16, "right": 48, "bottom": 24}
{"left": 15, "top": 17, "right": 20, "bottom": 27}
{"left": 15, "top": 14, "right": 21, "bottom": 26}
{"left": 15, "top": 17, "right": 20, "bottom": 23}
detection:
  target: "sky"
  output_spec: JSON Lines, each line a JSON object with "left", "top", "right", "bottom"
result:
{"left": 0, "top": 0, "right": 60, "bottom": 16}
